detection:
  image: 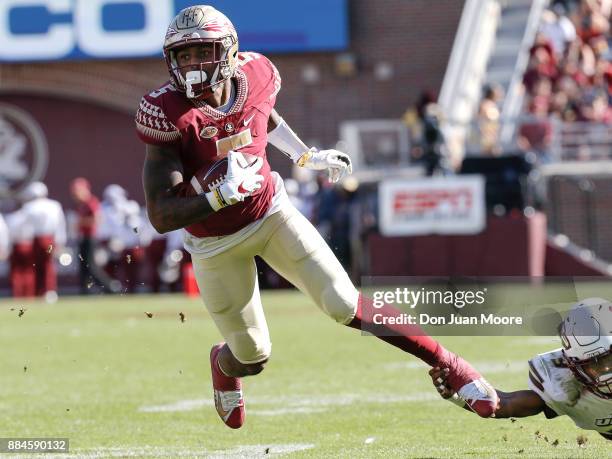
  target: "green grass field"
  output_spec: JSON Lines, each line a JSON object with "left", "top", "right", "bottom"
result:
{"left": 1, "top": 291, "right": 609, "bottom": 458}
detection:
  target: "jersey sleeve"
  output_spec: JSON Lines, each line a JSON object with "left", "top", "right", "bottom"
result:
{"left": 135, "top": 94, "right": 181, "bottom": 146}
{"left": 527, "top": 349, "right": 581, "bottom": 418}
{"left": 238, "top": 52, "right": 281, "bottom": 107}
{"left": 265, "top": 56, "right": 282, "bottom": 104}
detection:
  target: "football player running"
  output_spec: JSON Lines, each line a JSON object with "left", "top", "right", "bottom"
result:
{"left": 136, "top": 5, "right": 498, "bottom": 429}
{"left": 430, "top": 298, "right": 612, "bottom": 441}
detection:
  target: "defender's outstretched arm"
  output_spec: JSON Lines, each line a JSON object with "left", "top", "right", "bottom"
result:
{"left": 429, "top": 367, "right": 546, "bottom": 418}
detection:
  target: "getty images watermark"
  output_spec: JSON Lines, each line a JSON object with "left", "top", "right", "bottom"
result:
{"left": 370, "top": 286, "right": 523, "bottom": 326}
{"left": 357, "top": 276, "right": 598, "bottom": 336}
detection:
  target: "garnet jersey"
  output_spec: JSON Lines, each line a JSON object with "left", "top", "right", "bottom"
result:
{"left": 135, "top": 52, "right": 282, "bottom": 238}
{"left": 528, "top": 349, "right": 612, "bottom": 435}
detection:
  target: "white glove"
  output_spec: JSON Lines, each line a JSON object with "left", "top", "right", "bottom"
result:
{"left": 205, "top": 151, "right": 264, "bottom": 212}
{"left": 298, "top": 148, "right": 352, "bottom": 183}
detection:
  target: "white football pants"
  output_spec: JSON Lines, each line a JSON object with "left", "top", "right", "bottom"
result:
{"left": 192, "top": 204, "right": 359, "bottom": 364}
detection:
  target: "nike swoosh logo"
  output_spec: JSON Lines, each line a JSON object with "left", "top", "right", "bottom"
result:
{"left": 244, "top": 114, "right": 256, "bottom": 126}
{"left": 214, "top": 392, "right": 233, "bottom": 421}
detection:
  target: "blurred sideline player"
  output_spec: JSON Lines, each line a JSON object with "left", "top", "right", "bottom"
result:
{"left": 0, "top": 213, "right": 8, "bottom": 263}
{"left": 430, "top": 298, "right": 612, "bottom": 441}
{"left": 70, "top": 178, "right": 119, "bottom": 294}
{"left": 136, "top": 5, "right": 497, "bottom": 429}
{"left": 6, "top": 204, "right": 35, "bottom": 297}
{"left": 20, "top": 181, "right": 66, "bottom": 299}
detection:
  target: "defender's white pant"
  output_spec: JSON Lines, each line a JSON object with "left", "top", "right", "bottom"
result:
{"left": 192, "top": 205, "right": 359, "bottom": 364}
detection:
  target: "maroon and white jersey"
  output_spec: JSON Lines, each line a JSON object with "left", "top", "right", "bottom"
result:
{"left": 528, "top": 349, "right": 612, "bottom": 435}
{"left": 135, "top": 52, "right": 282, "bottom": 238}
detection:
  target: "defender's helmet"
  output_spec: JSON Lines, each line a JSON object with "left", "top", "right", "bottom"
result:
{"left": 559, "top": 298, "right": 612, "bottom": 399}
{"left": 163, "top": 5, "right": 239, "bottom": 99}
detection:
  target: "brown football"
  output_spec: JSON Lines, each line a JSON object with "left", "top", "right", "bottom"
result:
{"left": 187, "top": 157, "right": 229, "bottom": 196}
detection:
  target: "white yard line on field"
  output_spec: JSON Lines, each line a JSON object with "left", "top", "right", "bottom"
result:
{"left": 138, "top": 398, "right": 213, "bottom": 412}
{"left": 208, "top": 443, "right": 315, "bottom": 458}
{"left": 138, "top": 392, "right": 439, "bottom": 414}
{"left": 383, "top": 360, "right": 528, "bottom": 374}
{"left": 69, "top": 443, "right": 315, "bottom": 458}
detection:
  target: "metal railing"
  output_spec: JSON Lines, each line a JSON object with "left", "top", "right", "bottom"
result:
{"left": 550, "top": 120, "right": 612, "bottom": 161}
{"left": 541, "top": 164, "right": 612, "bottom": 262}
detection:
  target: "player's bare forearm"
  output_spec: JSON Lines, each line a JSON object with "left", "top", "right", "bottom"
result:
{"left": 143, "top": 143, "right": 214, "bottom": 233}
{"left": 493, "top": 390, "right": 545, "bottom": 418}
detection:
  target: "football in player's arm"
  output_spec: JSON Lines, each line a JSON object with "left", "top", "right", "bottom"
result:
{"left": 430, "top": 298, "right": 612, "bottom": 441}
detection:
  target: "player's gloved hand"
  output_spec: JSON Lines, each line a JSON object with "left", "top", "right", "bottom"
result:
{"left": 298, "top": 148, "right": 352, "bottom": 183}
{"left": 205, "top": 151, "right": 264, "bottom": 212}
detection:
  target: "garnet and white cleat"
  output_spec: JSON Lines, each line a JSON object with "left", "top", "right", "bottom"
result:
{"left": 210, "top": 343, "right": 245, "bottom": 429}
{"left": 443, "top": 353, "right": 499, "bottom": 417}
{"left": 457, "top": 378, "right": 499, "bottom": 417}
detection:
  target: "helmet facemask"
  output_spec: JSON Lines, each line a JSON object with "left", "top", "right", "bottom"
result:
{"left": 166, "top": 35, "right": 238, "bottom": 99}
{"left": 565, "top": 350, "right": 612, "bottom": 399}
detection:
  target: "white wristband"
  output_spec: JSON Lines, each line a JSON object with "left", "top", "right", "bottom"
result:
{"left": 267, "top": 117, "right": 310, "bottom": 163}
{"left": 205, "top": 188, "right": 227, "bottom": 212}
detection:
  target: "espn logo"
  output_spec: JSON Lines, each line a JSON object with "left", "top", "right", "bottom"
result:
{"left": 392, "top": 188, "right": 474, "bottom": 214}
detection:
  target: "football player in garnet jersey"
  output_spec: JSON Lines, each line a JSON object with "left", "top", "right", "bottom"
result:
{"left": 430, "top": 298, "right": 612, "bottom": 441}
{"left": 136, "top": 5, "right": 498, "bottom": 429}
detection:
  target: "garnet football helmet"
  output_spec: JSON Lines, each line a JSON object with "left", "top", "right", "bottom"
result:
{"left": 559, "top": 297, "right": 612, "bottom": 399}
{"left": 163, "top": 5, "right": 239, "bottom": 99}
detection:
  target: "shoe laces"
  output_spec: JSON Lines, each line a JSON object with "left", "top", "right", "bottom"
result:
{"left": 217, "top": 389, "right": 243, "bottom": 411}
{"left": 458, "top": 378, "right": 495, "bottom": 403}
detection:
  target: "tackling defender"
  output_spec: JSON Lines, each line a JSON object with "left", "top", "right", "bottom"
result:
{"left": 136, "top": 5, "right": 498, "bottom": 429}
{"left": 430, "top": 298, "right": 612, "bottom": 441}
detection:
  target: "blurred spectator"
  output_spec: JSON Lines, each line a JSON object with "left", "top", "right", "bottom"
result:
{"left": 284, "top": 178, "right": 307, "bottom": 215}
{"left": 572, "top": 0, "right": 610, "bottom": 43}
{"left": 98, "top": 184, "right": 129, "bottom": 276}
{"left": 20, "top": 181, "right": 66, "bottom": 300}
{"left": 313, "top": 173, "right": 336, "bottom": 240}
{"left": 419, "top": 103, "right": 451, "bottom": 175}
{"left": 540, "top": 6, "right": 577, "bottom": 57}
{"left": 403, "top": 92, "right": 451, "bottom": 173}
{"left": 327, "top": 180, "right": 358, "bottom": 270}
{"left": 6, "top": 208, "right": 35, "bottom": 297}
{"left": 70, "top": 177, "right": 118, "bottom": 294}
{"left": 116, "top": 200, "right": 145, "bottom": 293}
{"left": 524, "top": 46, "right": 559, "bottom": 93}
{"left": 0, "top": 213, "right": 8, "bottom": 262}
{"left": 291, "top": 164, "right": 318, "bottom": 220}
{"left": 477, "top": 83, "right": 504, "bottom": 155}
{"left": 518, "top": 100, "right": 553, "bottom": 162}
{"left": 140, "top": 215, "right": 168, "bottom": 293}
{"left": 519, "top": 0, "right": 610, "bottom": 162}
{"left": 162, "top": 228, "right": 191, "bottom": 292}
{"left": 580, "top": 89, "right": 612, "bottom": 122}
{"left": 97, "top": 184, "right": 146, "bottom": 291}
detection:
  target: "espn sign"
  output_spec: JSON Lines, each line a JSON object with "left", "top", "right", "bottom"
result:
{"left": 0, "top": 0, "right": 348, "bottom": 62}
{"left": 0, "top": 0, "right": 171, "bottom": 61}
{"left": 379, "top": 176, "right": 486, "bottom": 236}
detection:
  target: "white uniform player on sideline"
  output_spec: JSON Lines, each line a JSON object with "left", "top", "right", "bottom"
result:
{"left": 136, "top": 5, "right": 498, "bottom": 429}
{"left": 98, "top": 184, "right": 129, "bottom": 266}
{"left": 0, "top": 213, "right": 9, "bottom": 261}
{"left": 20, "top": 182, "right": 67, "bottom": 299}
{"left": 431, "top": 298, "right": 612, "bottom": 441}
{"left": 6, "top": 201, "right": 36, "bottom": 296}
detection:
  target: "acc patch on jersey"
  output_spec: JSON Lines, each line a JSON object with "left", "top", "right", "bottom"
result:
{"left": 200, "top": 126, "right": 219, "bottom": 139}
